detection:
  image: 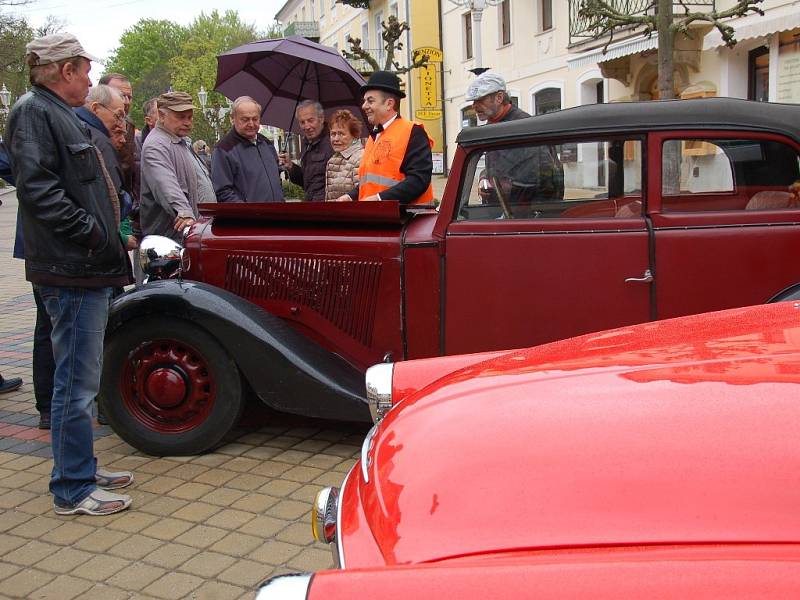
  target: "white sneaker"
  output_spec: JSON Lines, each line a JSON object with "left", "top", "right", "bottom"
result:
{"left": 54, "top": 489, "right": 132, "bottom": 516}
{"left": 95, "top": 468, "right": 134, "bottom": 490}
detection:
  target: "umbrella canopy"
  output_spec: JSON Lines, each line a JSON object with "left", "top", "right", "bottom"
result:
{"left": 215, "top": 36, "right": 367, "bottom": 134}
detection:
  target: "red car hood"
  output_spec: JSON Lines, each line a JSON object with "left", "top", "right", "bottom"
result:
{"left": 358, "top": 302, "right": 800, "bottom": 566}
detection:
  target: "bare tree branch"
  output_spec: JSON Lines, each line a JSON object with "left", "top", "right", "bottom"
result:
{"left": 344, "top": 15, "right": 428, "bottom": 75}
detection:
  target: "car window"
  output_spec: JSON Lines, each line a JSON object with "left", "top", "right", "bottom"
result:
{"left": 661, "top": 138, "right": 800, "bottom": 212}
{"left": 458, "top": 138, "right": 643, "bottom": 220}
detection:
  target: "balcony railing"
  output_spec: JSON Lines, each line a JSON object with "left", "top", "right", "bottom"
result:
{"left": 283, "top": 21, "right": 320, "bottom": 40}
{"left": 569, "top": 0, "right": 715, "bottom": 45}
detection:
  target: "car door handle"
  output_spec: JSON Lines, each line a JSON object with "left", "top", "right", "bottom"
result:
{"left": 625, "top": 269, "right": 653, "bottom": 284}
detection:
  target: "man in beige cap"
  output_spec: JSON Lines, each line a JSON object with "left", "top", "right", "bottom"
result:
{"left": 5, "top": 33, "right": 134, "bottom": 516}
{"left": 140, "top": 91, "right": 216, "bottom": 241}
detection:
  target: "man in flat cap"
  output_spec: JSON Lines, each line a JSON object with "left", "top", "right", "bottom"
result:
{"left": 140, "top": 91, "right": 216, "bottom": 241}
{"left": 335, "top": 71, "right": 433, "bottom": 205}
{"left": 464, "top": 72, "right": 563, "bottom": 216}
{"left": 6, "top": 33, "right": 134, "bottom": 516}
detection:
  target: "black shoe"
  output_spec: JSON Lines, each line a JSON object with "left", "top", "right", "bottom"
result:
{"left": 0, "top": 377, "right": 22, "bottom": 394}
{"left": 38, "top": 412, "right": 51, "bottom": 430}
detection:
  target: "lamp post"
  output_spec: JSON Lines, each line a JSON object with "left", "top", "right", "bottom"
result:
{"left": 197, "top": 85, "right": 232, "bottom": 142}
{"left": 448, "top": 0, "right": 503, "bottom": 70}
{"left": 0, "top": 84, "right": 12, "bottom": 139}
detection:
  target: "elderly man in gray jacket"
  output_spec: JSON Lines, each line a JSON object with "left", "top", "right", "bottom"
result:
{"left": 140, "top": 91, "right": 216, "bottom": 241}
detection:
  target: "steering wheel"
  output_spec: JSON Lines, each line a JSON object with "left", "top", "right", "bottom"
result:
{"left": 491, "top": 176, "right": 513, "bottom": 220}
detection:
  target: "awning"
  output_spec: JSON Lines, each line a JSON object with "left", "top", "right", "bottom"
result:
{"left": 703, "top": 2, "right": 800, "bottom": 50}
{"left": 568, "top": 35, "right": 658, "bottom": 70}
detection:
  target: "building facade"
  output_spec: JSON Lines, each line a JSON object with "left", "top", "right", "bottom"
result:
{"left": 277, "top": 0, "right": 447, "bottom": 173}
{"left": 442, "top": 0, "right": 800, "bottom": 170}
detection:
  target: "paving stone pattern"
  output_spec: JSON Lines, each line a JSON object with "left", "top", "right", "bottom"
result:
{"left": 0, "top": 189, "right": 369, "bottom": 599}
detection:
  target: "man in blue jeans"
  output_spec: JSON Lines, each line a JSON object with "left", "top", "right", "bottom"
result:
{"left": 6, "top": 33, "right": 134, "bottom": 516}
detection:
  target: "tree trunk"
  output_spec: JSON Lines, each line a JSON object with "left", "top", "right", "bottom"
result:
{"left": 657, "top": 0, "right": 675, "bottom": 100}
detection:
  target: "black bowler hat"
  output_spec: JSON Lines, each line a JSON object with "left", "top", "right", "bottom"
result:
{"left": 360, "top": 70, "right": 406, "bottom": 98}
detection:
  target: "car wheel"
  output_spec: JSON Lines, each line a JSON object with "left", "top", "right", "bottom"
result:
{"left": 100, "top": 316, "right": 244, "bottom": 456}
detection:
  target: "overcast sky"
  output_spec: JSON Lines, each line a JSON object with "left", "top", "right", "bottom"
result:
{"left": 10, "top": 0, "right": 288, "bottom": 63}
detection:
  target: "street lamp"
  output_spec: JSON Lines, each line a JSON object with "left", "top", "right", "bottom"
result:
{"left": 448, "top": 0, "right": 503, "bottom": 69}
{"left": 197, "top": 85, "right": 232, "bottom": 142}
{"left": 0, "top": 84, "right": 13, "bottom": 140}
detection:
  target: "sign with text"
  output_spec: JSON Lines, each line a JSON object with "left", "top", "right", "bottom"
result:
{"left": 415, "top": 47, "right": 443, "bottom": 122}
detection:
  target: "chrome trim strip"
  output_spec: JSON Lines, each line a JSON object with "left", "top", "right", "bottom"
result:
{"left": 448, "top": 228, "right": 647, "bottom": 236}
{"left": 255, "top": 573, "right": 312, "bottom": 599}
{"left": 336, "top": 467, "right": 351, "bottom": 569}
{"left": 360, "top": 424, "right": 379, "bottom": 484}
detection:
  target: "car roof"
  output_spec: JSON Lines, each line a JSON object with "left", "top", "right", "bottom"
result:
{"left": 456, "top": 97, "right": 800, "bottom": 147}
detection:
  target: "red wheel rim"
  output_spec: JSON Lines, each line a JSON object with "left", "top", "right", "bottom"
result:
{"left": 120, "top": 338, "right": 216, "bottom": 433}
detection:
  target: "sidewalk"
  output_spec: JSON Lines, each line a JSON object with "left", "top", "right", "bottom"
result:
{"left": 0, "top": 190, "right": 366, "bottom": 599}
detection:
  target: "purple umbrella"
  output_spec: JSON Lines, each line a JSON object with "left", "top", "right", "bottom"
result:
{"left": 214, "top": 36, "right": 367, "bottom": 134}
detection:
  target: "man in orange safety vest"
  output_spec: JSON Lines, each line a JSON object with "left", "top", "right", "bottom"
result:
{"left": 336, "top": 71, "right": 433, "bottom": 205}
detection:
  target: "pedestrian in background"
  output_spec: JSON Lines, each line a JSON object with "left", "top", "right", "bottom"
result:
{"left": 99, "top": 73, "right": 138, "bottom": 202}
{"left": 6, "top": 33, "right": 134, "bottom": 515}
{"left": 212, "top": 96, "right": 284, "bottom": 203}
{"left": 193, "top": 140, "right": 212, "bottom": 171}
{"left": 325, "top": 109, "right": 363, "bottom": 201}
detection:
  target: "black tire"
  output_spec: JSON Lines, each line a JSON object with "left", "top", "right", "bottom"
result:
{"left": 99, "top": 316, "right": 244, "bottom": 456}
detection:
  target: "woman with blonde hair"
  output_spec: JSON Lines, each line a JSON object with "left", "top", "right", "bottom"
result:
{"left": 325, "top": 109, "right": 363, "bottom": 201}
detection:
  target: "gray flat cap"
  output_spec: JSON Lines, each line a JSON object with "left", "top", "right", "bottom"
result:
{"left": 465, "top": 72, "right": 507, "bottom": 101}
{"left": 26, "top": 33, "right": 101, "bottom": 66}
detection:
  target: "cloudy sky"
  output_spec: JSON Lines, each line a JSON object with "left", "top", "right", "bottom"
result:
{"left": 10, "top": 0, "right": 288, "bottom": 63}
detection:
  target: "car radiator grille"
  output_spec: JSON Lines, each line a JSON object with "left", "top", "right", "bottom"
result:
{"left": 224, "top": 253, "right": 382, "bottom": 346}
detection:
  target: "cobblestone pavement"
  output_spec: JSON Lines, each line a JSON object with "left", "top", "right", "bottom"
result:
{"left": 0, "top": 189, "right": 369, "bottom": 599}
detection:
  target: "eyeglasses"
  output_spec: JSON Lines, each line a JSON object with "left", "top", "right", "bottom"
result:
{"left": 98, "top": 103, "right": 126, "bottom": 123}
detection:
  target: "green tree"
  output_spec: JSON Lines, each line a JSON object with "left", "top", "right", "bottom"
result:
{"left": 105, "top": 19, "right": 188, "bottom": 126}
{"left": 169, "top": 10, "right": 260, "bottom": 143}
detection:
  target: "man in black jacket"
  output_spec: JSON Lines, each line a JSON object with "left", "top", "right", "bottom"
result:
{"left": 212, "top": 96, "right": 284, "bottom": 202}
{"left": 6, "top": 33, "right": 134, "bottom": 516}
{"left": 278, "top": 100, "right": 334, "bottom": 201}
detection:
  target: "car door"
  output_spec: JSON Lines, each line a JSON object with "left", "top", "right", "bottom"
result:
{"left": 443, "top": 136, "right": 652, "bottom": 355}
{"left": 649, "top": 131, "right": 800, "bottom": 319}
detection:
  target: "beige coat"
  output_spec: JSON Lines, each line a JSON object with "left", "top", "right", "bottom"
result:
{"left": 324, "top": 141, "right": 363, "bottom": 201}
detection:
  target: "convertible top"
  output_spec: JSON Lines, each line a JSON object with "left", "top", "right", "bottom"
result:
{"left": 456, "top": 98, "right": 800, "bottom": 147}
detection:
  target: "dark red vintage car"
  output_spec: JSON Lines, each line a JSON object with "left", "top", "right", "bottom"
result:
{"left": 257, "top": 301, "right": 800, "bottom": 598}
{"left": 100, "top": 97, "right": 800, "bottom": 455}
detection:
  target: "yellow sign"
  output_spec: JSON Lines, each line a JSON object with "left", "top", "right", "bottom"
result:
{"left": 416, "top": 109, "right": 442, "bottom": 120}
{"left": 415, "top": 46, "right": 443, "bottom": 63}
{"left": 418, "top": 63, "right": 438, "bottom": 109}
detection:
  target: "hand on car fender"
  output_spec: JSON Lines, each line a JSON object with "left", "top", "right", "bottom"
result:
{"left": 334, "top": 194, "right": 355, "bottom": 202}
{"left": 173, "top": 216, "right": 195, "bottom": 232}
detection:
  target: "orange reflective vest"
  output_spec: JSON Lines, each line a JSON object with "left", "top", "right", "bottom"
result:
{"left": 358, "top": 118, "right": 434, "bottom": 205}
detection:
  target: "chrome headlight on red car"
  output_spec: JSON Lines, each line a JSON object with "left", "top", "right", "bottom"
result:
{"left": 312, "top": 486, "right": 340, "bottom": 544}
{"left": 366, "top": 363, "right": 394, "bottom": 423}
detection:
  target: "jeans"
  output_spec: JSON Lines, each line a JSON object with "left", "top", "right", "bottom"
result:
{"left": 32, "top": 287, "right": 55, "bottom": 415}
{"left": 38, "top": 285, "right": 112, "bottom": 507}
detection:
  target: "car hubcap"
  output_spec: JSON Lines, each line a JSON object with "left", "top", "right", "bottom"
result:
{"left": 121, "top": 339, "right": 215, "bottom": 433}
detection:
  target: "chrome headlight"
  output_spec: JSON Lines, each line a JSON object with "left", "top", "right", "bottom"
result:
{"left": 311, "top": 486, "right": 340, "bottom": 544}
{"left": 255, "top": 573, "right": 311, "bottom": 599}
{"left": 366, "top": 363, "right": 394, "bottom": 423}
{"left": 139, "top": 235, "right": 189, "bottom": 282}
